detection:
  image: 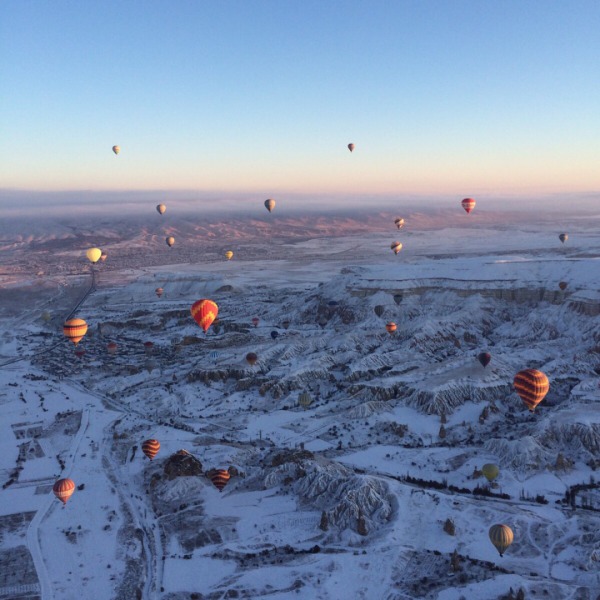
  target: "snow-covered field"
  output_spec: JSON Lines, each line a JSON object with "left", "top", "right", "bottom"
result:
{"left": 1, "top": 210, "right": 599, "bottom": 599}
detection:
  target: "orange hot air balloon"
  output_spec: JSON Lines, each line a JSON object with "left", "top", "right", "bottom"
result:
{"left": 264, "top": 198, "right": 276, "bottom": 213}
{"left": 348, "top": 143, "right": 355, "bottom": 152}
{"left": 558, "top": 282, "right": 568, "bottom": 291}
{"left": 513, "top": 369, "right": 549, "bottom": 412}
{"left": 191, "top": 299, "right": 218, "bottom": 333}
{"left": 461, "top": 198, "right": 476, "bottom": 214}
{"left": 53, "top": 478, "right": 76, "bottom": 504}
{"left": 107, "top": 342, "right": 117, "bottom": 355}
{"left": 142, "top": 439, "right": 160, "bottom": 460}
{"left": 252, "top": 317, "right": 259, "bottom": 328}
{"left": 246, "top": 352, "right": 258, "bottom": 366}
{"left": 166, "top": 236, "right": 175, "bottom": 248}
{"left": 208, "top": 468, "right": 231, "bottom": 492}
{"left": 64, "top": 318, "right": 88, "bottom": 346}
{"left": 155, "top": 287, "right": 164, "bottom": 298}
{"left": 386, "top": 322, "right": 397, "bottom": 334}
{"left": 100, "top": 252, "right": 108, "bottom": 262}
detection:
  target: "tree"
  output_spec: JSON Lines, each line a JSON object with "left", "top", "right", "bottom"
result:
{"left": 357, "top": 511, "right": 368, "bottom": 536}
{"left": 319, "top": 511, "right": 329, "bottom": 532}
{"left": 450, "top": 549, "right": 461, "bottom": 572}
{"left": 443, "top": 518, "right": 456, "bottom": 536}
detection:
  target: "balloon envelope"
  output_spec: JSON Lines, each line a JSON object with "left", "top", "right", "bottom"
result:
{"left": 559, "top": 281, "right": 568, "bottom": 291}
{"left": 390, "top": 241, "right": 403, "bottom": 255}
{"left": 166, "top": 236, "right": 175, "bottom": 247}
{"left": 155, "top": 287, "right": 164, "bottom": 298}
{"left": 157, "top": 204, "right": 166, "bottom": 215}
{"left": 374, "top": 305, "right": 385, "bottom": 318}
{"left": 112, "top": 145, "right": 120, "bottom": 155}
{"left": 100, "top": 253, "right": 108, "bottom": 262}
{"left": 86, "top": 248, "right": 102, "bottom": 263}
{"left": 53, "top": 478, "right": 76, "bottom": 504}
{"left": 270, "top": 330, "right": 279, "bottom": 340}
{"left": 64, "top": 318, "right": 88, "bottom": 346}
{"left": 559, "top": 233, "right": 568, "bottom": 244}
{"left": 225, "top": 251, "right": 234, "bottom": 260}
{"left": 246, "top": 352, "right": 258, "bottom": 366}
{"left": 348, "top": 143, "right": 355, "bottom": 152}
{"left": 489, "top": 524, "right": 513, "bottom": 556}
{"left": 514, "top": 369, "right": 549, "bottom": 411}
{"left": 191, "top": 299, "right": 218, "bottom": 333}
{"left": 394, "top": 218, "right": 405, "bottom": 229}
{"left": 208, "top": 468, "right": 231, "bottom": 492}
{"left": 477, "top": 352, "right": 491, "bottom": 368}
{"left": 142, "top": 439, "right": 160, "bottom": 460}
{"left": 264, "top": 199, "right": 276, "bottom": 213}
{"left": 461, "top": 198, "right": 476, "bottom": 214}
{"left": 482, "top": 463, "right": 499, "bottom": 482}
{"left": 386, "top": 322, "right": 397, "bottom": 334}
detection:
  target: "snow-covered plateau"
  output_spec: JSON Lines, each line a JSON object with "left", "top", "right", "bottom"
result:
{"left": 0, "top": 208, "right": 599, "bottom": 600}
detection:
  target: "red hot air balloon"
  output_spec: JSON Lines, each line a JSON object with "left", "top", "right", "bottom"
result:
{"left": 107, "top": 342, "right": 117, "bottom": 355}
{"left": 53, "top": 478, "right": 76, "bottom": 505}
{"left": 252, "top": 317, "right": 259, "bottom": 328}
{"left": 513, "top": 369, "right": 549, "bottom": 412}
{"left": 461, "top": 198, "right": 476, "bottom": 214}
{"left": 246, "top": 352, "right": 258, "bottom": 366}
{"left": 559, "top": 282, "right": 568, "bottom": 291}
{"left": 74, "top": 348, "right": 86, "bottom": 359}
{"left": 191, "top": 299, "right": 218, "bottom": 333}
{"left": 477, "top": 352, "right": 491, "bottom": 368}
{"left": 142, "top": 439, "right": 160, "bottom": 460}
{"left": 208, "top": 469, "right": 231, "bottom": 492}
{"left": 386, "top": 322, "right": 397, "bottom": 334}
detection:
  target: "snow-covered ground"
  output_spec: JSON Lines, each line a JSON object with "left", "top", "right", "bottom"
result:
{"left": 1, "top": 212, "right": 599, "bottom": 599}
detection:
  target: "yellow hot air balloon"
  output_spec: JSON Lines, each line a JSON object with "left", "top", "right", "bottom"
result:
{"left": 166, "top": 236, "right": 175, "bottom": 248}
{"left": 86, "top": 248, "right": 102, "bottom": 264}
{"left": 157, "top": 204, "right": 166, "bottom": 215}
{"left": 264, "top": 199, "right": 276, "bottom": 213}
{"left": 63, "top": 318, "right": 88, "bottom": 346}
{"left": 225, "top": 251, "right": 234, "bottom": 260}
{"left": 481, "top": 463, "right": 499, "bottom": 482}
{"left": 489, "top": 524, "right": 514, "bottom": 556}
{"left": 112, "top": 145, "right": 120, "bottom": 155}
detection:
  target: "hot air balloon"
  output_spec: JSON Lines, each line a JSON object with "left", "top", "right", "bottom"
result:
{"left": 53, "top": 478, "right": 76, "bottom": 505}
{"left": 112, "top": 145, "right": 120, "bottom": 155}
{"left": 155, "top": 287, "right": 164, "bottom": 298}
{"left": 513, "top": 369, "right": 549, "bottom": 412}
{"left": 270, "top": 330, "right": 279, "bottom": 340}
{"left": 143, "top": 341, "right": 154, "bottom": 354}
{"left": 264, "top": 199, "right": 276, "bottom": 213}
{"left": 100, "top": 252, "right": 108, "bottom": 262}
{"left": 374, "top": 305, "right": 385, "bottom": 318}
{"left": 252, "top": 317, "right": 259, "bottom": 328}
{"left": 225, "top": 251, "right": 234, "bottom": 260}
{"left": 489, "top": 524, "right": 513, "bottom": 557}
{"left": 390, "top": 241, "right": 402, "bottom": 255}
{"left": 559, "top": 282, "right": 568, "bottom": 291}
{"left": 482, "top": 463, "right": 499, "bottom": 482}
{"left": 107, "top": 342, "right": 117, "bottom": 355}
{"left": 142, "top": 439, "right": 160, "bottom": 460}
{"left": 477, "top": 352, "right": 491, "bottom": 368}
{"left": 74, "top": 348, "right": 86, "bottom": 359}
{"left": 63, "top": 318, "right": 88, "bottom": 346}
{"left": 386, "top": 322, "right": 397, "bottom": 334}
{"left": 208, "top": 468, "right": 230, "bottom": 492}
{"left": 246, "top": 352, "right": 258, "bottom": 366}
{"left": 393, "top": 293, "right": 403, "bottom": 305}
{"left": 86, "top": 248, "right": 102, "bottom": 264}
{"left": 461, "top": 198, "right": 476, "bottom": 214}
{"left": 165, "top": 236, "right": 175, "bottom": 248}
{"left": 281, "top": 320, "right": 290, "bottom": 330}
{"left": 299, "top": 391, "right": 312, "bottom": 408}
{"left": 394, "top": 218, "right": 405, "bottom": 229}
{"left": 191, "top": 299, "right": 218, "bottom": 333}
{"left": 156, "top": 204, "right": 166, "bottom": 215}
{"left": 559, "top": 233, "right": 568, "bottom": 244}
{"left": 348, "top": 143, "right": 355, "bottom": 152}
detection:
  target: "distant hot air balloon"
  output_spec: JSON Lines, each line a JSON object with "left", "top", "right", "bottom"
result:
{"left": 393, "top": 293, "right": 403, "bottom": 305}
{"left": 63, "top": 318, "right": 88, "bottom": 346}
{"left": 74, "top": 348, "right": 85, "bottom": 359}
{"left": 166, "top": 236, "right": 175, "bottom": 248}
{"left": 270, "top": 330, "right": 279, "bottom": 340}
{"left": 208, "top": 468, "right": 231, "bottom": 492}
{"left": 461, "top": 198, "right": 476, "bottom": 214}
{"left": 86, "top": 248, "right": 102, "bottom": 264}
{"left": 246, "top": 352, "right": 258, "bottom": 366}
{"left": 107, "top": 342, "right": 117, "bottom": 355}
{"left": 299, "top": 391, "right": 312, "bottom": 408}
{"left": 558, "top": 282, "right": 568, "bottom": 291}
{"left": 155, "top": 287, "right": 164, "bottom": 298}
{"left": 477, "top": 352, "right": 491, "bottom": 368}
{"left": 264, "top": 199, "right": 276, "bottom": 213}
{"left": 348, "top": 143, "right": 355, "bottom": 152}
{"left": 142, "top": 439, "right": 160, "bottom": 460}
{"left": 53, "top": 478, "right": 76, "bottom": 505}
{"left": 143, "top": 341, "right": 154, "bottom": 354}
{"left": 481, "top": 463, "right": 499, "bottom": 482}
{"left": 390, "top": 241, "right": 403, "bottom": 255}
{"left": 112, "top": 145, "right": 120, "bottom": 155}
{"left": 489, "top": 524, "right": 513, "bottom": 557}
{"left": 281, "top": 320, "right": 290, "bottom": 330}
{"left": 559, "top": 233, "right": 568, "bottom": 244}
{"left": 394, "top": 218, "right": 405, "bottom": 229}
{"left": 156, "top": 204, "right": 166, "bottom": 215}
{"left": 374, "top": 305, "right": 385, "bottom": 318}
{"left": 100, "top": 252, "right": 108, "bottom": 262}
{"left": 252, "top": 317, "right": 259, "bottom": 328}
{"left": 386, "top": 322, "right": 397, "bottom": 334}
{"left": 191, "top": 299, "right": 218, "bottom": 333}
{"left": 513, "top": 369, "right": 549, "bottom": 412}
{"left": 225, "top": 251, "right": 234, "bottom": 260}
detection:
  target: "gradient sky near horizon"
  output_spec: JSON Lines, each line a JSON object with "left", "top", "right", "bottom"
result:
{"left": 1, "top": 1, "right": 599, "bottom": 203}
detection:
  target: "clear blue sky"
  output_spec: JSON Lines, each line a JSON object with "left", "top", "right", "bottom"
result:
{"left": 1, "top": 1, "right": 599, "bottom": 203}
